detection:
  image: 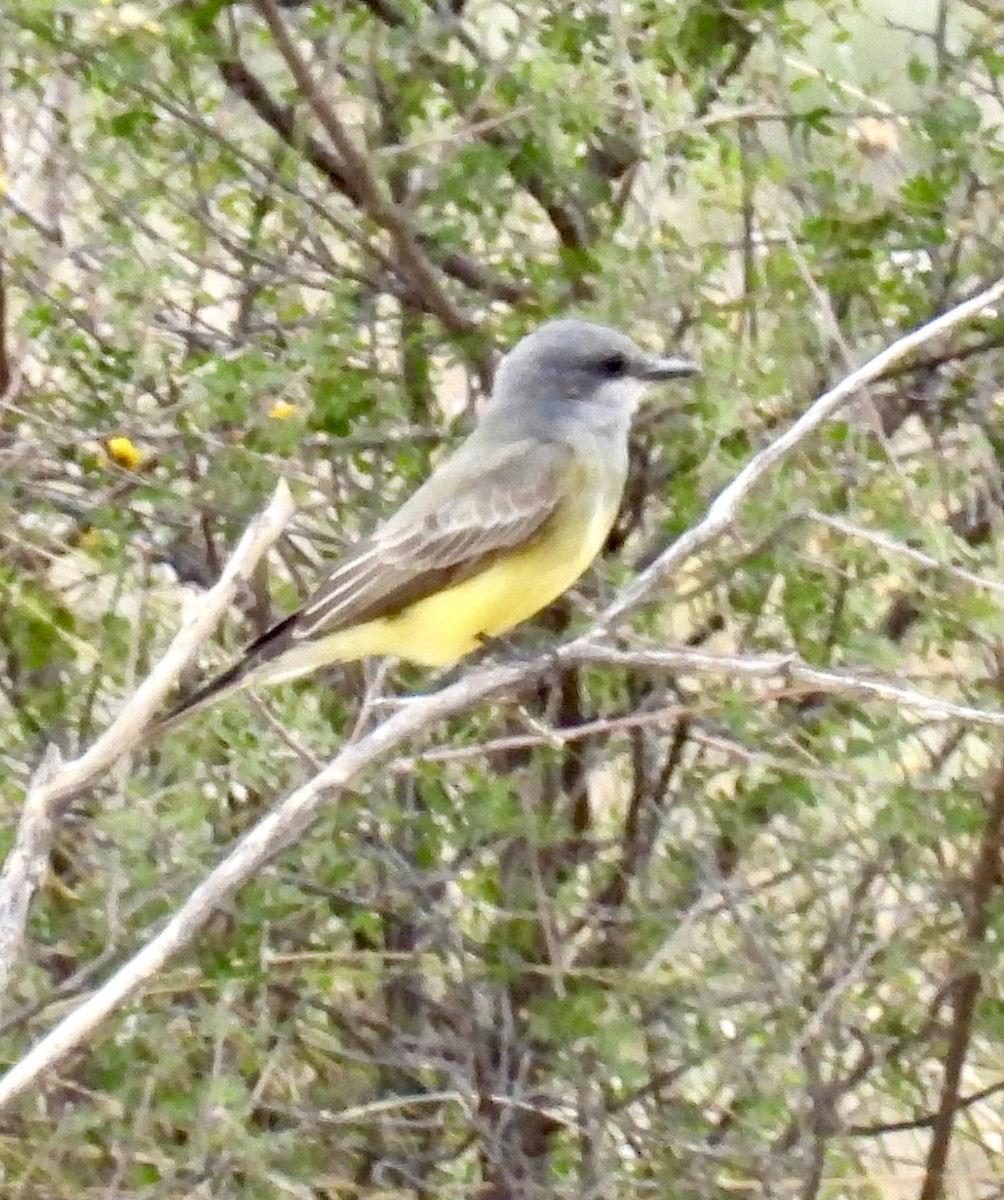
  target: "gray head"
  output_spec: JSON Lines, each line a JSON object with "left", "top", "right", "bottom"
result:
{"left": 488, "top": 319, "right": 698, "bottom": 421}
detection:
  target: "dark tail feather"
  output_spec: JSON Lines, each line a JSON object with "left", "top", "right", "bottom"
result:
{"left": 148, "top": 658, "right": 253, "bottom": 740}
{"left": 147, "top": 611, "right": 301, "bottom": 741}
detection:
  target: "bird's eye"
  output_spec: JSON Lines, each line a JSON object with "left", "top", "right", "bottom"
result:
{"left": 600, "top": 352, "right": 628, "bottom": 377}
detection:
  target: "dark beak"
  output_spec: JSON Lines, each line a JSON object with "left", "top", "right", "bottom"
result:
{"left": 638, "top": 355, "right": 700, "bottom": 381}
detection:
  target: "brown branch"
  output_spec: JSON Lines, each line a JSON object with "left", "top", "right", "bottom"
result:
{"left": 918, "top": 754, "right": 1004, "bottom": 1200}
{"left": 202, "top": 23, "right": 530, "bottom": 306}
{"left": 251, "top": 0, "right": 475, "bottom": 337}
{"left": 849, "top": 1075, "right": 1004, "bottom": 1136}
{"left": 427, "top": 245, "right": 533, "bottom": 305}
{"left": 360, "top": 0, "right": 596, "bottom": 253}
{"left": 212, "top": 52, "right": 360, "bottom": 203}
{"left": 0, "top": 251, "right": 10, "bottom": 398}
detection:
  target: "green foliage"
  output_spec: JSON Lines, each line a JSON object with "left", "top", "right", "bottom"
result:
{"left": 3, "top": 0, "right": 1004, "bottom": 1197}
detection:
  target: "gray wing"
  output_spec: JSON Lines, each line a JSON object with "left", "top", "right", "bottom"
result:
{"left": 247, "top": 435, "right": 573, "bottom": 662}
{"left": 157, "top": 435, "right": 574, "bottom": 724}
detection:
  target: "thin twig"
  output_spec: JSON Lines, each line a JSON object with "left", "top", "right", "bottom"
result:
{"left": 810, "top": 509, "right": 1004, "bottom": 601}
{"left": 597, "top": 275, "right": 1004, "bottom": 632}
{"left": 0, "top": 481, "right": 294, "bottom": 1017}
{"left": 251, "top": 0, "right": 474, "bottom": 337}
{"left": 0, "top": 280, "right": 1002, "bottom": 1106}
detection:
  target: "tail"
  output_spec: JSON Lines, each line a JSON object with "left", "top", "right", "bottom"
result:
{"left": 147, "top": 659, "right": 255, "bottom": 740}
{"left": 147, "top": 611, "right": 302, "bottom": 740}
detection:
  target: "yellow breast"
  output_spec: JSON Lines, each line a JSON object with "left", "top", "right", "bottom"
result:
{"left": 314, "top": 474, "right": 619, "bottom": 667}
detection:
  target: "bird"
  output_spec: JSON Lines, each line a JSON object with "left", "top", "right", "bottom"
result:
{"left": 159, "top": 318, "right": 698, "bottom": 728}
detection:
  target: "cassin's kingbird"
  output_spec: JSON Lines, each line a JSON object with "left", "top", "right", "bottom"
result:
{"left": 162, "top": 319, "right": 697, "bottom": 725}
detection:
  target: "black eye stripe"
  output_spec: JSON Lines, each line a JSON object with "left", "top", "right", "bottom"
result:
{"left": 600, "top": 352, "right": 628, "bottom": 376}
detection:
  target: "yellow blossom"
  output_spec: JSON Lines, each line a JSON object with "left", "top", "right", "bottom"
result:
{"left": 268, "top": 400, "right": 298, "bottom": 420}
{"left": 105, "top": 435, "right": 146, "bottom": 470}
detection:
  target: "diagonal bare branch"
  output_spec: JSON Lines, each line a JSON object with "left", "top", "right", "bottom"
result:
{"left": 250, "top": 0, "right": 475, "bottom": 338}
{"left": 1, "top": 277, "right": 1002, "bottom": 1108}
{"left": 597, "top": 274, "right": 1004, "bottom": 633}
{"left": 0, "top": 480, "right": 295, "bottom": 1017}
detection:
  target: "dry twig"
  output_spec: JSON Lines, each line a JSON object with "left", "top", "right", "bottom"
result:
{"left": 0, "top": 278, "right": 1002, "bottom": 1109}
{"left": 0, "top": 480, "right": 295, "bottom": 1017}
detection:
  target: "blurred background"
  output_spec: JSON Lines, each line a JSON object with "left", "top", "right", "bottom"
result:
{"left": 2, "top": 0, "right": 1004, "bottom": 1195}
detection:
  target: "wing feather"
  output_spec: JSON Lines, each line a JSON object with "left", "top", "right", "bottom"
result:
{"left": 158, "top": 436, "right": 577, "bottom": 721}
{"left": 249, "top": 436, "right": 572, "bottom": 666}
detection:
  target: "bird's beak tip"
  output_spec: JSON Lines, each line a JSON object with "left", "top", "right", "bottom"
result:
{"left": 642, "top": 355, "right": 701, "bottom": 381}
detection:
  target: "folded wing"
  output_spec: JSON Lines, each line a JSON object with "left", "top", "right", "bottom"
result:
{"left": 249, "top": 435, "right": 572, "bottom": 663}
{"left": 158, "top": 437, "right": 572, "bottom": 726}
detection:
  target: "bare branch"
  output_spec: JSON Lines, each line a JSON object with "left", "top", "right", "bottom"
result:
{"left": 0, "top": 754, "right": 56, "bottom": 1012}
{"left": 597, "top": 274, "right": 1004, "bottom": 633}
{"left": 0, "top": 653, "right": 538, "bottom": 1111}
{"left": 569, "top": 646, "right": 1004, "bottom": 729}
{"left": 0, "top": 252, "right": 10, "bottom": 398}
{"left": 3, "top": 284, "right": 1004, "bottom": 1106}
{"left": 810, "top": 509, "right": 1004, "bottom": 601}
{"left": 41, "top": 479, "right": 294, "bottom": 808}
{"left": 251, "top": 0, "right": 475, "bottom": 338}
{"left": 0, "top": 481, "right": 295, "bottom": 1018}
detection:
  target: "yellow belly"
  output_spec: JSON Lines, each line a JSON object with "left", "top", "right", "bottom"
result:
{"left": 311, "top": 490, "right": 617, "bottom": 667}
